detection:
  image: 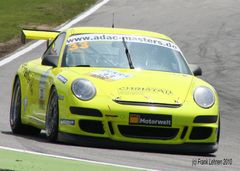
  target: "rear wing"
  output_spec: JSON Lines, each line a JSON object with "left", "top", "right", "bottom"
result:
{"left": 21, "top": 29, "right": 60, "bottom": 44}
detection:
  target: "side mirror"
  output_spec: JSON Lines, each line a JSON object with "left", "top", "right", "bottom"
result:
{"left": 189, "top": 64, "right": 202, "bottom": 76}
{"left": 41, "top": 55, "right": 58, "bottom": 67}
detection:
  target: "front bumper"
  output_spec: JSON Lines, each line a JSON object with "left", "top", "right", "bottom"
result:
{"left": 58, "top": 96, "right": 219, "bottom": 147}
{"left": 58, "top": 132, "right": 218, "bottom": 154}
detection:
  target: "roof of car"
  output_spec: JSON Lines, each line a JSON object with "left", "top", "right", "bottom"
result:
{"left": 65, "top": 27, "right": 174, "bottom": 43}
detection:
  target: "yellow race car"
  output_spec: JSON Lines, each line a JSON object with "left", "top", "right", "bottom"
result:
{"left": 10, "top": 27, "right": 220, "bottom": 153}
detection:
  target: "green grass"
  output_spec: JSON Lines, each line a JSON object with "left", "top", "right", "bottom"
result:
{"left": 0, "top": 0, "right": 97, "bottom": 43}
{"left": 0, "top": 148, "right": 141, "bottom": 171}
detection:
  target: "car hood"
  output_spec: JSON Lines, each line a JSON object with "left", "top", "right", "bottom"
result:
{"left": 67, "top": 68, "right": 194, "bottom": 105}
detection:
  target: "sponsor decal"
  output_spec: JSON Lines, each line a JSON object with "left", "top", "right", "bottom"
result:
{"left": 66, "top": 34, "right": 180, "bottom": 52}
{"left": 118, "top": 87, "right": 173, "bottom": 95}
{"left": 68, "top": 43, "right": 79, "bottom": 51}
{"left": 129, "top": 114, "right": 140, "bottom": 124}
{"left": 60, "top": 119, "right": 75, "bottom": 125}
{"left": 79, "top": 41, "right": 89, "bottom": 49}
{"left": 58, "top": 95, "right": 64, "bottom": 100}
{"left": 22, "top": 64, "right": 33, "bottom": 94}
{"left": 39, "top": 70, "right": 51, "bottom": 109}
{"left": 129, "top": 113, "right": 172, "bottom": 127}
{"left": 57, "top": 75, "right": 68, "bottom": 84}
{"left": 90, "top": 70, "right": 131, "bottom": 81}
{"left": 23, "top": 98, "right": 28, "bottom": 113}
{"left": 68, "top": 42, "right": 89, "bottom": 51}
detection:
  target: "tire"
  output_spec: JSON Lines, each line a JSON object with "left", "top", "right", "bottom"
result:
{"left": 10, "top": 78, "right": 41, "bottom": 135}
{"left": 45, "top": 87, "right": 59, "bottom": 142}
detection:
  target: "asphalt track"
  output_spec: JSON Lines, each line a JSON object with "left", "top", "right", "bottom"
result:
{"left": 0, "top": 0, "right": 240, "bottom": 170}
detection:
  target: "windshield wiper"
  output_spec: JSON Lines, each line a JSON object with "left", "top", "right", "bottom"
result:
{"left": 75, "top": 64, "right": 91, "bottom": 67}
{"left": 122, "top": 37, "right": 134, "bottom": 69}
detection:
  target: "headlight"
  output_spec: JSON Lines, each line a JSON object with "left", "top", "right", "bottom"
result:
{"left": 72, "top": 79, "right": 96, "bottom": 101}
{"left": 193, "top": 86, "right": 215, "bottom": 108}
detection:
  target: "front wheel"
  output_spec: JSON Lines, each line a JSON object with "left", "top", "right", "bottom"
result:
{"left": 10, "top": 78, "right": 41, "bottom": 135}
{"left": 45, "top": 87, "right": 59, "bottom": 142}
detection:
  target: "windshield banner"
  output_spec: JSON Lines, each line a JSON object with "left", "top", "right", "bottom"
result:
{"left": 66, "top": 34, "right": 180, "bottom": 52}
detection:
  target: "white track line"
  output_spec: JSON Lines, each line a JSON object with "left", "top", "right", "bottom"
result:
{"left": 0, "top": 0, "right": 110, "bottom": 67}
{"left": 0, "top": 146, "right": 157, "bottom": 171}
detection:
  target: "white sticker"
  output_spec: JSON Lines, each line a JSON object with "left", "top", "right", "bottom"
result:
{"left": 90, "top": 70, "right": 131, "bottom": 81}
{"left": 66, "top": 34, "right": 180, "bottom": 52}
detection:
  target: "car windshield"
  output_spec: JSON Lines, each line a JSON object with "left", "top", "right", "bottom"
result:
{"left": 62, "top": 34, "right": 191, "bottom": 74}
